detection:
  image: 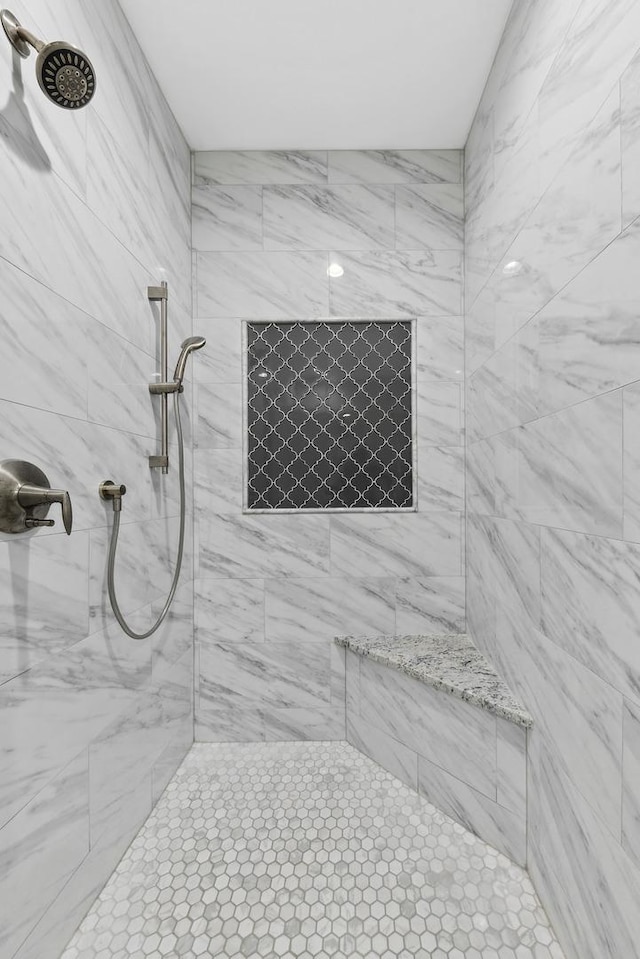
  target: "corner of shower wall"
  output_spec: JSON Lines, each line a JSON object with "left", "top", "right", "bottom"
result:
{"left": 0, "top": 3, "right": 194, "bottom": 958}
{"left": 191, "top": 146, "right": 466, "bottom": 744}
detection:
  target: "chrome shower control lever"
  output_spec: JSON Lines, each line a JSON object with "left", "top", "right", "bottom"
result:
{"left": 0, "top": 459, "right": 73, "bottom": 535}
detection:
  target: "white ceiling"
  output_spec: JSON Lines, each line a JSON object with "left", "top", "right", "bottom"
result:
{"left": 119, "top": 0, "right": 513, "bottom": 151}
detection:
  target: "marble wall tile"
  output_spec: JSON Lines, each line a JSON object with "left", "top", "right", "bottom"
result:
{"left": 415, "top": 316, "right": 464, "bottom": 383}
{"left": 347, "top": 712, "right": 418, "bottom": 792}
{"left": 192, "top": 182, "right": 263, "bottom": 252}
{"left": 622, "top": 698, "right": 640, "bottom": 867}
{"left": 87, "top": 326, "right": 155, "bottom": 437}
{"left": 528, "top": 741, "right": 640, "bottom": 959}
{"left": 196, "top": 251, "right": 329, "bottom": 318}
{"left": 196, "top": 578, "right": 265, "bottom": 645}
{"left": 264, "top": 576, "right": 395, "bottom": 642}
{"left": 329, "top": 251, "right": 462, "bottom": 317}
{"left": 263, "top": 185, "right": 395, "bottom": 250}
{"left": 192, "top": 318, "right": 243, "bottom": 384}
{"left": 0, "top": 257, "right": 89, "bottom": 419}
{"left": 496, "top": 720, "right": 527, "bottom": 816}
{"left": 0, "top": 750, "right": 89, "bottom": 958}
{"left": 395, "top": 576, "right": 465, "bottom": 634}
{"left": 327, "top": 150, "right": 462, "bottom": 184}
{"left": 540, "top": 527, "right": 640, "bottom": 704}
{"left": 621, "top": 50, "right": 640, "bottom": 228}
{"left": 537, "top": 0, "right": 640, "bottom": 187}
{"left": 199, "top": 639, "right": 334, "bottom": 712}
{"left": 199, "top": 513, "right": 330, "bottom": 579}
{"left": 330, "top": 511, "right": 462, "bottom": 578}
{"left": 417, "top": 752, "right": 526, "bottom": 866}
{"left": 263, "top": 705, "right": 345, "bottom": 742}
{"left": 496, "top": 392, "right": 623, "bottom": 538}
{"left": 195, "top": 448, "right": 243, "bottom": 515}
{"left": 0, "top": 532, "right": 89, "bottom": 686}
{"left": 358, "top": 657, "right": 497, "bottom": 799}
{"left": 523, "top": 627, "right": 623, "bottom": 836}
{"left": 623, "top": 381, "right": 640, "bottom": 542}
{"left": 416, "top": 382, "right": 463, "bottom": 446}
{"left": 194, "top": 150, "right": 328, "bottom": 185}
{"left": 417, "top": 446, "right": 464, "bottom": 513}
{"left": 196, "top": 382, "right": 243, "bottom": 449}
{"left": 395, "top": 183, "right": 464, "bottom": 251}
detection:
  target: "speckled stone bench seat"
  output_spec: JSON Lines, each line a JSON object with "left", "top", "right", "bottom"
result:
{"left": 335, "top": 632, "right": 532, "bottom": 865}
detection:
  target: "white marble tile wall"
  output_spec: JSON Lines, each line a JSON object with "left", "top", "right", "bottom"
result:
{"left": 193, "top": 148, "right": 465, "bottom": 743}
{"left": 465, "top": 1, "right": 640, "bottom": 956}
{"left": 0, "top": 3, "right": 193, "bottom": 958}
{"left": 344, "top": 651, "right": 528, "bottom": 865}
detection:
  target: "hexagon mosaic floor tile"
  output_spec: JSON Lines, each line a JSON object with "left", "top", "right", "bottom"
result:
{"left": 61, "top": 741, "right": 565, "bottom": 959}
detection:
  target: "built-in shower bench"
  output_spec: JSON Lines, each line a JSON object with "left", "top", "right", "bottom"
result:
{"left": 335, "top": 632, "right": 532, "bottom": 866}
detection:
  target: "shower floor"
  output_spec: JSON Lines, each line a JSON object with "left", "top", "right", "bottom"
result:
{"left": 61, "top": 741, "right": 565, "bottom": 959}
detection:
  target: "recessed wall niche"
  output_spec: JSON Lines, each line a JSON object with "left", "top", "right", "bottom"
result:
{"left": 244, "top": 319, "right": 415, "bottom": 511}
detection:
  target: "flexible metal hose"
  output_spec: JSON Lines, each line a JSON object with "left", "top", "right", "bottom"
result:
{"left": 106, "top": 391, "right": 187, "bottom": 639}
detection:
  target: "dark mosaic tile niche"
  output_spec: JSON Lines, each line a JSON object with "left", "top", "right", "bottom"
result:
{"left": 246, "top": 320, "right": 414, "bottom": 510}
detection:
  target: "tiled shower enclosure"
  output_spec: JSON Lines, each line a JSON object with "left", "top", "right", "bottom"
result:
{"left": 192, "top": 148, "right": 466, "bottom": 744}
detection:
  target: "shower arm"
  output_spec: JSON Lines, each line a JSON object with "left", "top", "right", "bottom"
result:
{"left": 14, "top": 24, "right": 44, "bottom": 53}
{"left": 148, "top": 281, "right": 170, "bottom": 473}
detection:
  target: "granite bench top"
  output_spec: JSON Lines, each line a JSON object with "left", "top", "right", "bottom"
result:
{"left": 335, "top": 633, "right": 533, "bottom": 729}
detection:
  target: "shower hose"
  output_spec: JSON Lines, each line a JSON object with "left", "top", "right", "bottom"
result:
{"left": 106, "top": 392, "right": 186, "bottom": 639}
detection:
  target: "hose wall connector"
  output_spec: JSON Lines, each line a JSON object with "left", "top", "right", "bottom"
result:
{"left": 99, "top": 480, "right": 127, "bottom": 512}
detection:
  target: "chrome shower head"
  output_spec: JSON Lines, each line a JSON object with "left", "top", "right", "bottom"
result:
{"left": 173, "top": 336, "right": 206, "bottom": 387}
{"left": 1, "top": 9, "right": 96, "bottom": 109}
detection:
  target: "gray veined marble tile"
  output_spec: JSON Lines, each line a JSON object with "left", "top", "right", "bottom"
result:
{"left": 357, "top": 656, "right": 497, "bottom": 799}
{"left": 496, "top": 719, "right": 527, "bottom": 816}
{"left": 199, "top": 512, "right": 330, "bottom": 579}
{"left": 0, "top": 531, "right": 90, "bottom": 686}
{"left": 195, "top": 448, "right": 243, "bottom": 515}
{"left": 328, "top": 150, "right": 462, "bottom": 184}
{"left": 518, "top": 626, "right": 623, "bottom": 837}
{"left": 538, "top": 0, "right": 640, "bottom": 190}
{"left": 540, "top": 526, "right": 640, "bottom": 704}
{"left": 86, "top": 109, "right": 153, "bottom": 272}
{"left": 330, "top": 511, "right": 462, "bottom": 579}
{"left": 196, "top": 251, "right": 329, "bottom": 318}
{"left": 263, "top": 184, "right": 395, "bottom": 251}
{"left": 395, "top": 183, "right": 464, "bottom": 251}
{"left": 496, "top": 391, "right": 623, "bottom": 539}
{"left": 263, "top": 705, "right": 346, "bottom": 742}
{"left": 395, "top": 576, "right": 466, "bottom": 635}
{"left": 199, "top": 639, "right": 334, "bottom": 711}
{"left": 192, "top": 182, "right": 263, "bottom": 252}
{"left": 622, "top": 698, "right": 640, "bottom": 868}
{"left": 196, "top": 382, "right": 243, "bottom": 449}
{"left": 194, "top": 150, "right": 328, "bottom": 184}
{"left": 416, "top": 382, "right": 463, "bottom": 447}
{"left": 415, "top": 315, "right": 463, "bottom": 383}
{"left": 623, "top": 381, "right": 640, "bottom": 542}
{"left": 264, "top": 576, "right": 396, "bottom": 642}
{"left": 528, "top": 739, "right": 640, "bottom": 959}
{"left": 417, "top": 446, "right": 464, "bottom": 513}
{"left": 192, "top": 318, "right": 243, "bottom": 385}
{"left": 490, "top": 86, "right": 622, "bottom": 349}
{"left": 329, "top": 251, "right": 462, "bottom": 318}
{"left": 417, "top": 752, "right": 526, "bottom": 867}
{"left": 621, "top": 50, "right": 640, "bottom": 228}
{"left": 0, "top": 257, "right": 89, "bottom": 420}
{"left": 196, "top": 577, "right": 265, "bottom": 645}
{"left": 347, "top": 711, "right": 418, "bottom": 792}
{"left": 0, "top": 750, "right": 89, "bottom": 959}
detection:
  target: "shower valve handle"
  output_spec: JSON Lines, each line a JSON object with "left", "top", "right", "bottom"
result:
{"left": 17, "top": 484, "right": 73, "bottom": 535}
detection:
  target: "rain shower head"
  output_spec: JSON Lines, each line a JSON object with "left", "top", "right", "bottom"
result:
{"left": 1, "top": 9, "right": 96, "bottom": 109}
{"left": 173, "top": 336, "right": 206, "bottom": 387}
